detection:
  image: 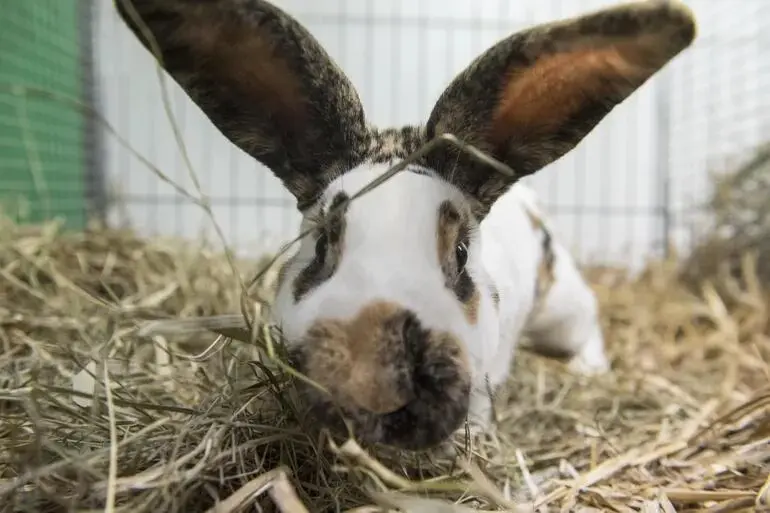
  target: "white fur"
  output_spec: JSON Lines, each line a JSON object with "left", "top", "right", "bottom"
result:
{"left": 272, "top": 161, "right": 609, "bottom": 436}
{"left": 472, "top": 179, "right": 610, "bottom": 429}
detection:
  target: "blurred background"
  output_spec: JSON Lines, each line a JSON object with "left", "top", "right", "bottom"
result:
{"left": 1, "top": 0, "right": 768, "bottom": 273}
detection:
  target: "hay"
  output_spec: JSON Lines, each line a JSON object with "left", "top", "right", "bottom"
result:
{"left": 680, "top": 142, "right": 770, "bottom": 297}
{"left": 1, "top": 216, "right": 769, "bottom": 513}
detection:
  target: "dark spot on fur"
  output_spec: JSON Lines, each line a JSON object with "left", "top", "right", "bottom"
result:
{"left": 524, "top": 208, "right": 556, "bottom": 309}
{"left": 367, "top": 126, "right": 426, "bottom": 164}
{"left": 292, "top": 192, "right": 349, "bottom": 302}
{"left": 437, "top": 201, "right": 480, "bottom": 324}
{"left": 490, "top": 284, "right": 500, "bottom": 309}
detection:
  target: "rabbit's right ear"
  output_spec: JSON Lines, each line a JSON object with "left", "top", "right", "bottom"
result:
{"left": 423, "top": 0, "right": 696, "bottom": 219}
{"left": 115, "top": 0, "right": 370, "bottom": 210}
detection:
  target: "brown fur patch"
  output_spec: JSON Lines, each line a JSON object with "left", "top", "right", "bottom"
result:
{"left": 535, "top": 233, "right": 556, "bottom": 305}
{"left": 290, "top": 301, "right": 471, "bottom": 450}
{"left": 524, "top": 207, "right": 544, "bottom": 232}
{"left": 436, "top": 201, "right": 479, "bottom": 324}
{"left": 292, "top": 301, "right": 472, "bottom": 450}
{"left": 523, "top": 207, "right": 556, "bottom": 312}
{"left": 173, "top": 9, "right": 308, "bottom": 136}
{"left": 490, "top": 44, "right": 647, "bottom": 149}
{"left": 463, "top": 289, "right": 480, "bottom": 324}
{"left": 300, "top": 301, "right": 472, "bottom": 417}
{"left": 302, "top": 301, "right": 414, "bottom": 414}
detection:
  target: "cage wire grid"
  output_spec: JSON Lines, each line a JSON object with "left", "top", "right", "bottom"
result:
{"left": 0, "top": 0, "right": 769, "bottom": 272}
{"left": 2, "top": 2, "right": 770, "bottom": 512}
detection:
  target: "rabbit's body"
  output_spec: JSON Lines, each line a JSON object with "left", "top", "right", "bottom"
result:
{"left": 118, "top": 0, "right": 696, "bottom": 451}
{"left": 473, "top": 180, "right": 610, "bottom": 425}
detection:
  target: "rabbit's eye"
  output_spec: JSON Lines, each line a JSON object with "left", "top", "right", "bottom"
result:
{"left": 314, "top": 232, "right": 328, "bottom": 262}
{"left": 455, "top": 242, "right": 468, "bottom": 270}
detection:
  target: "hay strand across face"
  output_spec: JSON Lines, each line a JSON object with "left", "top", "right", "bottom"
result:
{"left": 116, "top": 0, "right": 696, "bottom": 451}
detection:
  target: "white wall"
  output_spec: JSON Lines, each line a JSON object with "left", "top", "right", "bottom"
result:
{"left": 93, "top": 0, "right": 770, "bottom": 270}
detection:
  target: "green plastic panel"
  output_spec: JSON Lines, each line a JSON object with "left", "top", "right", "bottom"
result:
{"left": 0, "top": 1, "right": 86, "bottom": 229}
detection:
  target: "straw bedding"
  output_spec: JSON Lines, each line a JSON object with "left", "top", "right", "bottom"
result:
{"left": 1, "top": 215, "right": 768, "bottom": 513}
{"left": 680, "top": 142, "right": 770, "bottom": 299}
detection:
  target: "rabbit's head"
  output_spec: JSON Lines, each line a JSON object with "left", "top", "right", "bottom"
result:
{"left": 117, "top": 0, "right": 696, "bottom": 450}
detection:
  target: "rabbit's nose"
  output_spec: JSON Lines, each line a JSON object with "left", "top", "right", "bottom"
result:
{"left": 292, "top": 299, "right": 472, "bottom": 450}
{"left": 295, "top": 300, "right": 419, "bottom": 414}
{"left": 336, "top": 301, "right": 418, "bottom": 414}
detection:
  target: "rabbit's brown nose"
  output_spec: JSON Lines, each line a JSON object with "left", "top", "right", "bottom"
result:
{"left": 298, "top": 301, "right": 418, "bottom": 414}
{"left": 291, "top": 299, "right": 472, "bottom": 450}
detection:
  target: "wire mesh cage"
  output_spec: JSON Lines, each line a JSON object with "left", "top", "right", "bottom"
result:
{"left": 2, "top": 0, "right": 769, "bottom": 271}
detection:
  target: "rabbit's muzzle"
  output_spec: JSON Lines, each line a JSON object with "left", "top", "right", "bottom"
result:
{"left": 288, "top": 300, "right": 471, "bottom": 451}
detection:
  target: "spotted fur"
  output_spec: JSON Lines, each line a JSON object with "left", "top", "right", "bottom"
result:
{"left": 292, "top": 192, "right": 349, "bottom": 302}
{"left": 118, "top": 0, "right": 696, "bottom": 451}
{"left": 524, "top": 208, "right": 557, "bottom": 314}
{"left": 436, "top": 200, "right": 480, "bottom": 324}
{"left": 368, "top": 126, "right": 426, "bottom": 164}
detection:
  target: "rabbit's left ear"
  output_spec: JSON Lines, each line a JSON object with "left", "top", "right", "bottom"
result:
{"left": 114, "top": 0, "right": 371, "bottom": 210}
{"left": 424, "top": 0, "right": 696, "bottom": 218}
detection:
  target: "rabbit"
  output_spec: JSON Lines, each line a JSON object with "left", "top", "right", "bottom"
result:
{"left": 116, "top": 0, "right": 696, "bottom": 452}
